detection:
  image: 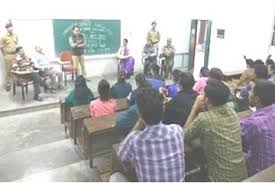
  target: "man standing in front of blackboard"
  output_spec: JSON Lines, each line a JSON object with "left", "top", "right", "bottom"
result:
{"left": 69, "top": 26, "right": 89, "bottom": 81}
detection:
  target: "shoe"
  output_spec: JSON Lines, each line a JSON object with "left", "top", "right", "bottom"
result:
{"left": 34, "top": 95, "right": 43, "bottom": 101}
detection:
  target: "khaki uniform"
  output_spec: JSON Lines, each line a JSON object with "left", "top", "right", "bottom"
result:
{"left": 0, "top": 33, "right": 18, "bottom": 89}
{"left": 160, "top": 44, "right": 175, "bottom": 78}
{"left": 147, "top": 29, "right": 160, "bottom": 53}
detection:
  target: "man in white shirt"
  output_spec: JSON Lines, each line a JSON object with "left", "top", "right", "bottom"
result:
{"left": 33, "top": 46, "right": 63, "bottom": 91}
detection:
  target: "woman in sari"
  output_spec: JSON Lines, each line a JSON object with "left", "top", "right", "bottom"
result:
{"left": 116, "top": 38, "right": 135, "bottom": 78}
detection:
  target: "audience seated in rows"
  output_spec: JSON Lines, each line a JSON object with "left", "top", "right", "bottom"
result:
{"left": 90, "top": 79, "right": 116, "bottom": 117}
{"left": 65, "top": 75, "right": 94, "bottom": 107}
{"left": 115, "top": 88, "right": 185, "bottom": 182}
{"left": 111, "top": 70, "right": 132, "bottom": 99}
{"left": 184, "top": 79, "right": 248, "bottom": 181}
{"left": 193, "top": 66, "right": 209, "bottom": 93}
{"left": 163, "top": 72, "right": 198, "bottom": 126}
{"left": 240, "top": 79, "right": 275, "bottom": 176}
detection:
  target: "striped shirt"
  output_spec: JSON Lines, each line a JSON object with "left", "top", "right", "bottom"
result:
{"left": 12, "top": 55, "right": 34, "bottom": 72}
{"left": 184, "top": 104, "right": 248, "bottom": 181}
{"left": 117, "top": 122, "right": 185, "bottom": 182}
{"left": 240, "top": 104, "right": 275, "bottom": 176}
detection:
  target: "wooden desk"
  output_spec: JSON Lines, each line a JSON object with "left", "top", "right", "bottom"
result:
{"left": 70, "top": 104, "right": 90, "bottom": 144}
{"left": 67, "top": 98, "right": 128, "bottom": 145}
{"left": 83, "top": 113, "right": 120, "bottom": 168}
{"left": 60, "top": 99, "right": 72, "bottom": 136}
{"left": 243, "top": 164, "right": 275, "bottom": 182}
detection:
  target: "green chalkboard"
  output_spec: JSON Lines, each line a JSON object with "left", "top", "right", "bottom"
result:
{"left": 52, "top": 19, "right": 121, "bottom": 56}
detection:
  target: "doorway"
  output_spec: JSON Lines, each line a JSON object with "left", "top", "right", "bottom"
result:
{"left": 188, "top": 19, "right": 212, "bottom": 80}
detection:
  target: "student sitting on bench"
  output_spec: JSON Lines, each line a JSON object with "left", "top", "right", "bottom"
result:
{"left": 65, "top": 75, "right": 94, "bottom": 107}
{"left": 164, "top": 69, "right": 181, "bottom": 97}
{"left": 193, "top": 66, "right": 209, "bottom": 94}
{"left": 111, "top": 70, "right": 132, "bottom": 99}
{"left": 112, "top": 88, "right": 185, "bottom": 182}
{"left": 163, "top": 72, "right": 198, "bottom": 126}
{"left": 184, "top": 79, "right": 248, "bottom": 181}
{"left": 128, "top": 73, "right": 151, "bottom": 107}
{"left": 90, "top": 79, "right": 116, "bottom": 117}
{"left": 240, "top": 79, "right": 275, "bottom": 176}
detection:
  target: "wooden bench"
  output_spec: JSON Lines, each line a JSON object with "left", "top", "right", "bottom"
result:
{"left": 68, "top": 97, "right": 128, "bottom": 145}
{"left": 243, "top": 164, "right": 275, "bottom": 182}
{"left": 223, "top": 70, "right": 243, "bottom": 81}
{"left": 83, "top": 113, "right": 120, "bottom": 168}
{"left": 70, "top": 104, "right": 91, "bottom": 144}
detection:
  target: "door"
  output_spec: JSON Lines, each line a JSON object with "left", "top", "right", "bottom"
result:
{"left": 188, "top": 19, "right": 212, "bottom": 79}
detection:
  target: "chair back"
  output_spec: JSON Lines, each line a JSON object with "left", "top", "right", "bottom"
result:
{"left": 60, "top": 51, "right": 73, "bottom": 64}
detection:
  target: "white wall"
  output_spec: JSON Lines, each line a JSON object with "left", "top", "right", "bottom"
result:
{"left": 0, "top": 0, "right": 274, "bottom": 87}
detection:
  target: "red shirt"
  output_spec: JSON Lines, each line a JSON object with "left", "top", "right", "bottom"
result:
{"left": 89, "top": 98, "right": 116, "bottom": 117}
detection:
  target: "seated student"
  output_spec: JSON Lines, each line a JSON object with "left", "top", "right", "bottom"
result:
{"left": 267, "top": 62, "right": 275, "bottom": 83}
{"left": 240, "top": 79, "right": 275, "bottom": 176}
{"left": 146, "top": 64, "right": 165, "bottom": 89}
{"left": 65, "top": 75, "right": 94, "bottom": 107}
{"left": 147, "top": 63, "right": 165, "bottom": 81}
{"left": 193, "top": 66, "right": 209, "bottom": 93}
{"left": 234, "top": 58, "right": 255, "bottom": 89}
{"left": 128, "top": 73, "right": 150, "bottom": 106}
{"left": 111, "top": 70, "right": 132, "bottom": 99}
{"left": 184, "top": 79, "right": 248, "bottom": 181}
{"left": 164, "top": 69, "right": 182, "bottom": 97}
{"left": 163, "top": 72, "right": 198, "bottom": 126}
{"left": 90, "top": 79, "right": 116, "bottom": 117}
{"left": 237, "top": 63, "right": 268, "bottom": 100}
{"left": 115, "top": 104, "right": 139, "bottom": 136}
{"left": 208, "top": 67, "right": 241, "bottom": 112}
{"left": 113, "top": 88, "right": 185, "bottom": 182}
{"left": 12, "top": 46, "right": 49, "bottom": 101}
{"left": 33, "top": 46, "right": 63, "bottom": 91}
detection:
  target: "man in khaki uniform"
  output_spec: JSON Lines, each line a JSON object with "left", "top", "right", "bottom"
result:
{"left": 147, "top": 21, "right": 160, "bottom": 54}
{"left": 0, "top": 21, "right": 18, "bottom": 91}
{"left": 159, "top": 38, "right": 176, "bottom": 79}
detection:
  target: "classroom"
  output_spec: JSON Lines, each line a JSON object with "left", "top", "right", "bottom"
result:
{"left": 0, "top": 0, "right": 274, "bottom": 182}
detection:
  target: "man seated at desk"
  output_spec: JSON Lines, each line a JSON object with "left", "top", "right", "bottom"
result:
{"left": 12, "top": 46, "right": 49, "bottom": 101}
{"left": 33, "top": 45, "right": 63, "bottom": 92}
{"left": 111, "top": 88, "right": 185, "bottom": 182}
{"left": 184, "top": 79, "right": 248, "bottom": 181}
